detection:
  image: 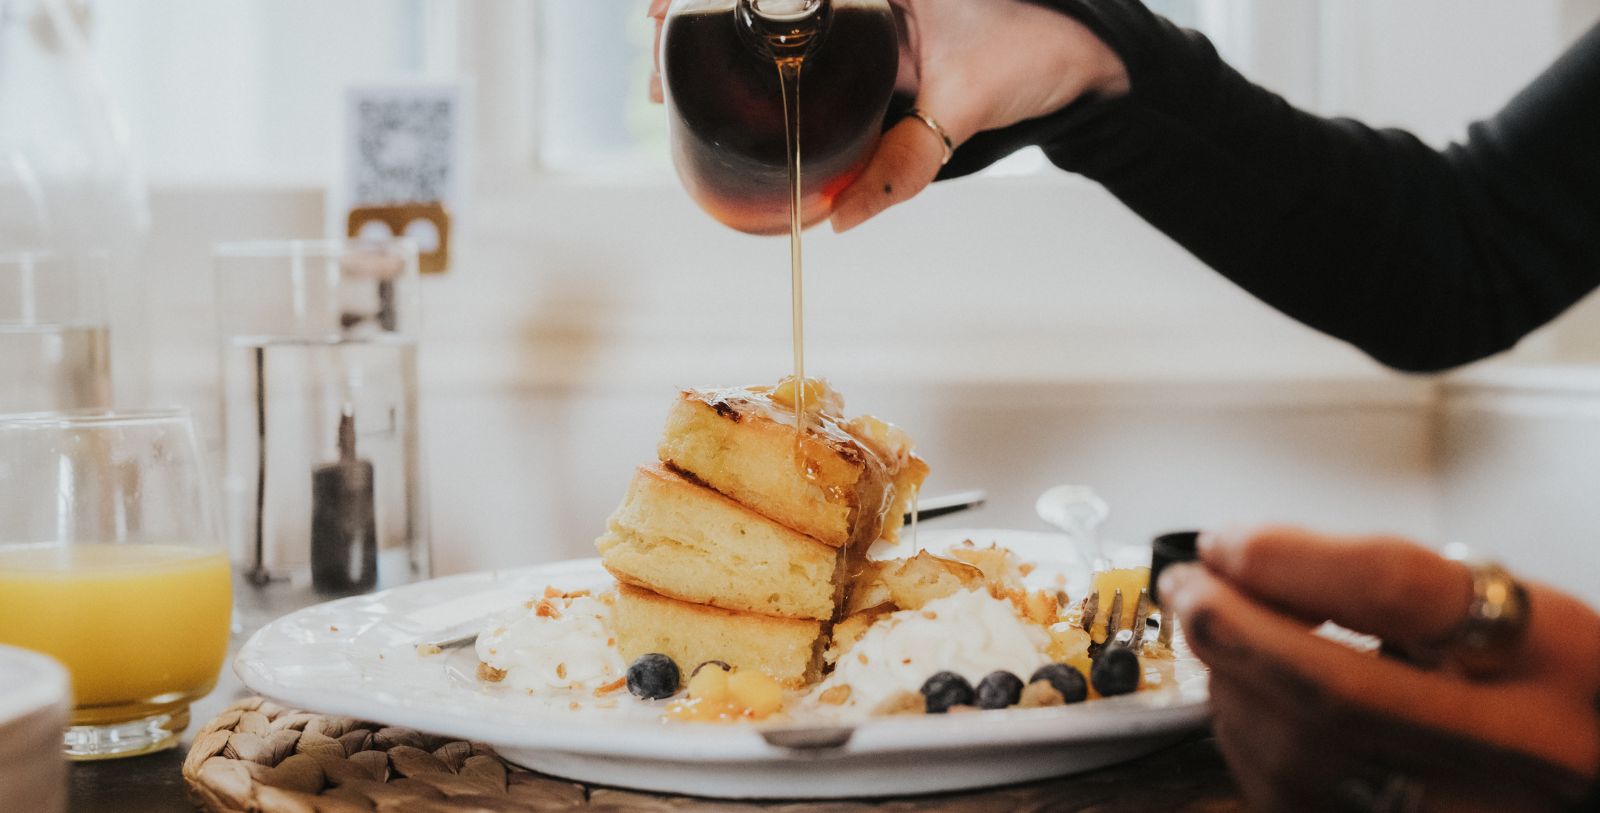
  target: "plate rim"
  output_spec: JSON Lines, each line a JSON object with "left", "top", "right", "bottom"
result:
{"left": 236, "top": 546, "right": 1209, "bottom": 762}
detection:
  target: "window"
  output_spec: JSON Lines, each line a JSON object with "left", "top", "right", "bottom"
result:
{"left": 533, "top": 1, "right": 667, "bottom": 176}
{"left": 1147, "top": 0, "right": 1204, "bottom": 28}
{"left": 84, "top": 0, "right": 1258, "bottom": 186}
{"left": 92, "top": 0, "right": 443, "bottom": 184}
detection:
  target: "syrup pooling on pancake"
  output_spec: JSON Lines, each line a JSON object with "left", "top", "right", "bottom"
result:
{"left": 684, "top": 380, "right": 918, "bottom": 552}
{"left": 689, "top": 378, "right": 921, "bottom": 528}
{"left": 694, "top": 379, "right": 868, "bottom": 463}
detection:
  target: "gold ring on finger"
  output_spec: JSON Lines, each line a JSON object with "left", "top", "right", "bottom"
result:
{"left": 1435, "top": 561, "right": 1530, "bottom": 676}
{"left": 907, "top": 108, "right": 954, "bottom": 166}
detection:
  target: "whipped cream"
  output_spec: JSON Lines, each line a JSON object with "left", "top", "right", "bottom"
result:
{"left": 475, "top": 592, "right": 624, "bottom": 693}
{"left": 813, "top": 588, "right": 1050, "bottom": 716}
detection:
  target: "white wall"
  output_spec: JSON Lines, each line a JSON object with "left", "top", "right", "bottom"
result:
{"left": 1440, "top": 369, "right": 1600, "bottom": 604}
{"left": 139, "top": 181, "right": 1444, "bottom": 580}
{"left": 1317, "top": 0, "right": 1599, "bottom": 145}
{"left": 424, "top": 379, "right": 1441, "bottom": 573}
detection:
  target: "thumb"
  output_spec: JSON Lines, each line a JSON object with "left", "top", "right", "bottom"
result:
{"left": 829, "top": 114, "right": 951, "bottom": 233}
{"left": 1198, "top": 527, "right": 1474, "bottom": 650}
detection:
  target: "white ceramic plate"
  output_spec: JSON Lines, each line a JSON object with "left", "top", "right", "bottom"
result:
{"left": 236, "top": 529, "right": 1209, "bottom": 799}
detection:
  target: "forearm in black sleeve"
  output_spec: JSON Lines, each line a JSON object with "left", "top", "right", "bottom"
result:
{"left": 943, "top": 2, "right": 1600, "bottom": 373}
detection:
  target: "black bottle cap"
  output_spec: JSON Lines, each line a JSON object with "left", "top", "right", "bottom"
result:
{"left": 1149, "top": 530, "right": 1201, "bottom": 607}
{"left": 311, "top": 407, "right": 377, "bottom": 597}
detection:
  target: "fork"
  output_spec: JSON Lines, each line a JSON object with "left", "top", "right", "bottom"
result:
{"left": 1081, "top": 586, "right": 1172, "bottom": 650}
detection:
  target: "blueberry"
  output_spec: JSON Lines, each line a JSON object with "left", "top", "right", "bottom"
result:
{"left": 1090, "top": 645, "right": 1141, "bottom": 697}
{"left": 919, "top": 671, "right": 974, "bottom": 713}
{"left": 1029, "top": 663, "right": 1088, "bottom": 704}
{"left": 626, "top": 653, "right": 681, "bottom": 700}
{"left": 974, "top": 671, "right": 1024, "bottom": 709}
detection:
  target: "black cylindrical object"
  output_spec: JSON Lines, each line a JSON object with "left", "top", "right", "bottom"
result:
{"left": 1149, "top": 530, "right": 1201, "bottom": 607}
{"left": 311, "top": 409, "right": 376, "bottom": 596}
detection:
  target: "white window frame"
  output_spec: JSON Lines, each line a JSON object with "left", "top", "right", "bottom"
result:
{"left": 1196, "top": 0, "right": 1325, "bottom": 111}
{"left": 455, "top": 0, "right": 1329, "bottom": 186}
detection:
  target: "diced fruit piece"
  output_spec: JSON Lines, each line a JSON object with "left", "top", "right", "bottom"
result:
{"left": 1018, "top": 682, "right": 1065, "bottom": 708}
{"left": 662, "top": 666, "right": 785, "bottom": 722}
{"left": 769, "top": 376, "right": 842, "bottom": 416}
{"left": 1029, "top": 663, "right": 1088, "bottom": 704}
{"left": 817, "top": 684, "right": 852, "bottom": 706}
{"left": 686, "top": 662, "right": 730, "bottom": 704}
{"left": 919, "top": 671, "right": 975, "bottom": 714}
{"left": 873, "top": 690, "right": 927, "bottom": 716}
{"left": 1090, "top": 645, "right": 1141, "bottom": 697}
{"left": 626, "top": 653, "right": 680, "bottom": 700}
{"left": 728, "top": 670, "right": 784, "bottom": 717}
{"left": 665, "top": 696, "right": 742, "bottom": 723}
{"left": 1019, "top": 589, "right": 1063, "bottom": 626}
{"left": 1048, "top": 623, "right": 1092, "bottom": 663}
{"left": 974, "top": 671, "right": 1024, "bottom": 710}
{"left": 1088, "top": 567, "right": 1151, "bottom": 643}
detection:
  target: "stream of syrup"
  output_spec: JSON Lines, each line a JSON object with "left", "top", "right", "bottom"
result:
{"left": 909, "top": 484, "right": 920, "bottom": 549}
{"left": 760, "top": 3, "right": 923, "bottom": 554}
{"left": 777, "top": 55, "right": 807, "bottom": 429}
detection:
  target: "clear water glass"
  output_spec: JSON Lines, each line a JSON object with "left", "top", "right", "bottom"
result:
{"left": 214, "top": 239, "right": 428, "bottom": 634}
{"left": 0, "top": 252, "right": 111, "bottom": 413}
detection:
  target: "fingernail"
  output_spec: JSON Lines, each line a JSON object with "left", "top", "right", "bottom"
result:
{"left": 852, "top": 200, "right": 890, "bottom": 231}
{"left": 1198, "top": 526, "right": 1247, "bottom": 559}
{"left": 830, "top": 206, "right": 864, "bottom": 233}
{"left": 647, "top": 0, "right": 670, "bottom": 18}
{"left": 1158, "top": 563, "right": 1200, "bottom": 610}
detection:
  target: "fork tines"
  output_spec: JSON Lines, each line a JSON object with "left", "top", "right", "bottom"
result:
{"left": 1105, "top": 589, "right": 1124, "bottom": 640}
{"left": 1129, "top": 588, "right": 1153, "bottom": 648}
{"left": 1084, "top": 586, "right": 1164, "bottom": 651}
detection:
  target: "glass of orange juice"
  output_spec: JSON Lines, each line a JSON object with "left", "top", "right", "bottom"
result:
{"left": 0, "top": 409, "right": 232, "bottom": 760}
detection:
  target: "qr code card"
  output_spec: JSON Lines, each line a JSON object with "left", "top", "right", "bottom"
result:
{"left": 338, "top": 81, "right": 469, "bottom": 217}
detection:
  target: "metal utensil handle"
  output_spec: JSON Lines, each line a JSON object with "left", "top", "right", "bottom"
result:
{"left": 903, "top": 489, "right": 985, "bottom": 525}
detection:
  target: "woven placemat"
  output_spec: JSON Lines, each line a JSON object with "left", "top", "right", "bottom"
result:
{"left": 183, "top": 697, "right": 1245, "bottom": 813}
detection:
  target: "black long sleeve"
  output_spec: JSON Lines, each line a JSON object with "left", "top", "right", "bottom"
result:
{"left": 942, "top": 2, "right": 1600, "bottom": 373}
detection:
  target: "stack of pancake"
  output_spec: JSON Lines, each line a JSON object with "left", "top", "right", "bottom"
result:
{"left": 597, "top": 382, "right": 927, "bottom": 687}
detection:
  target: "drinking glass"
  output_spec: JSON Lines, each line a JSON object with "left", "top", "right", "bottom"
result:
{"left": 0, "top": 409, "right": 232, "bottom": 760}
{"left": 215, "top": 239, "right": 427, "bottom": 634}
{"left": 0, "top": 251, "right": 112, "bottom": 413}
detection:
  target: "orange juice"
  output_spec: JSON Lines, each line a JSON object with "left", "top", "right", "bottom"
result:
{"left": 0, "top": 544, "right": 232, "bottom": 726}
